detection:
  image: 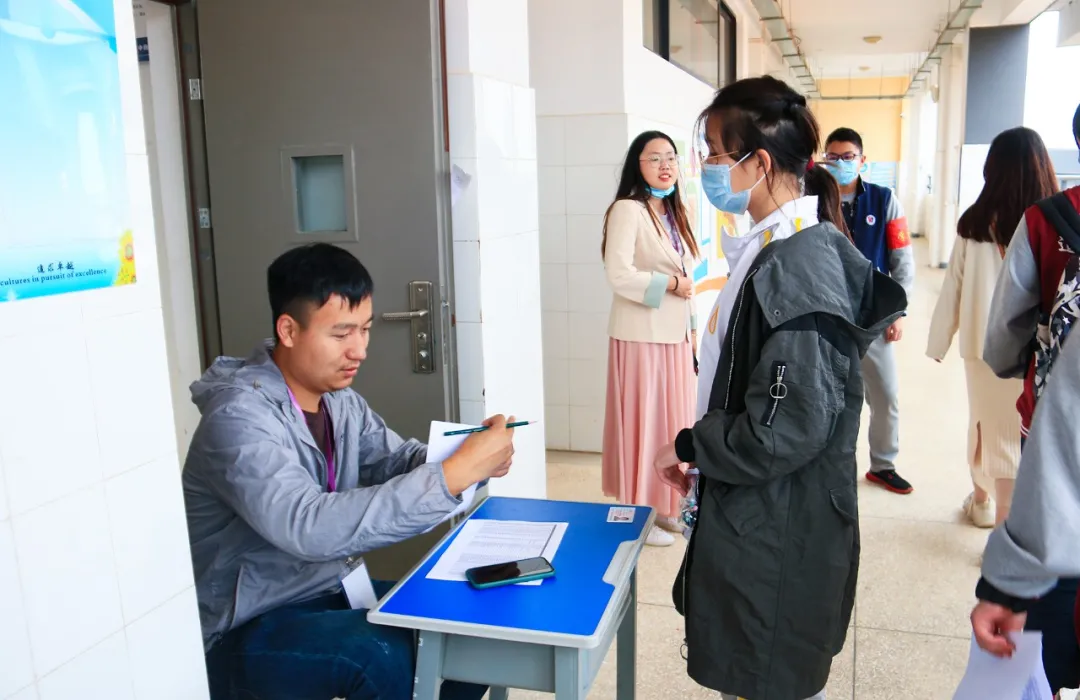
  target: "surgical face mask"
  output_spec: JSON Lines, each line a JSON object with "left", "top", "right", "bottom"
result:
{"left": 701, "top": 153, "right": 765, "bottom": 215}
{"left": 825, "top": 159, "right": 860, "bottom": 186}
{"left": 648, "top": 184, "right": 676, "bottom": 198}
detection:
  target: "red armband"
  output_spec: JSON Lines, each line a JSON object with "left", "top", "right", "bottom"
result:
{"left": 886, "top": 217, "right": 911, "bottom": 250}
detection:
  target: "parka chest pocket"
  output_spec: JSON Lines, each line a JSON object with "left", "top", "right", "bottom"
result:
{"left": 710, "top": 484, "right": 767, "bottom": 536}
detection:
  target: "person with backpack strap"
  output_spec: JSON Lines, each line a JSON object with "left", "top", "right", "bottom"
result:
{"left": 982, "top": 101, "right": 1080, "bottom": 697}
{"left": 972, "top": 330, "right": 1080, "bottom": 682}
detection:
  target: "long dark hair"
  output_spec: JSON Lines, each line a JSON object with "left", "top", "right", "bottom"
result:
{"left": 695, "top": 76, "right": 820, "bottom": 197}
{"left": 804, "top": 163, "right": 852, "bottom": 241}
{"left": 601, "top": 131, "right": 699, "bottom": 259}
{"left": 957, "top": 127, "right": 1059, "bottom": 245}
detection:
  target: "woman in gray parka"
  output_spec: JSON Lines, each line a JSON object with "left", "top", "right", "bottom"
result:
{"left": 654, "top": 77, "right": 908, "bottom": 700}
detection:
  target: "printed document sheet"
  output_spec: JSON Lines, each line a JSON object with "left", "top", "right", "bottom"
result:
{"left": 422, "top": 421, "right": 480, "bottom": 533}
{"left": 952, "top": 631, "right": 1052, "bottom": 700}
{"left": 426, "top": 520, "right": 568, "bottom": 586}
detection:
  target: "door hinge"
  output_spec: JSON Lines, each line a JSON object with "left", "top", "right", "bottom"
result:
{"left": 188, "top": 78, "right": 202, "bottom": 101}
{"left": 197, "top": 207, "right": 211, "bottom": 229}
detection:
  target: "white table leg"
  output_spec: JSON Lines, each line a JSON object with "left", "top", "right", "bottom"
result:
{"left": 413, "top": 631, "right": 445, "bottom": 700}
{"left": 616, "top": 567, "right": 637, "bottom": 700}
{"left": 554, "top": 647, "right": 585, "bottom": 700}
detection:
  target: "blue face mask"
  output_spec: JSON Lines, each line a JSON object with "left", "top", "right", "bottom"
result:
{"left": 825, "top": 160, "right": 860, "bottom": 186}
{"left": 701, "top": 153, "right": 764, "bottom": 215}
{"left": 648, "top": 184, "right": 676, "bottom": 198}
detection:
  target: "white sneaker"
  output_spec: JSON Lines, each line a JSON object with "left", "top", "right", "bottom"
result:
{"left": 656, "top": 516, "right": 684, "bottom": 533}
{"left": 646, "top": 526, "right": 675, "bottom": 547}
{"left": 963, "top": 492, "right": 996, "bottom": 529}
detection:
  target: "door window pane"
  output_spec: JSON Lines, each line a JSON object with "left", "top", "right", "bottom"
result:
{"left": 293, "top": 154, "right": 347, "bottom": 233}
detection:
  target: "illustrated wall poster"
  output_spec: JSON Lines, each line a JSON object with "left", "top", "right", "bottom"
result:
{"left": 0, "top": 0, "right": 138, "bottom": 303}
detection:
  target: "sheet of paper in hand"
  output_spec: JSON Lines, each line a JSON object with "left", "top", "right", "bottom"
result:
{"left": 952, "top": 632, "right": 1052, "bottom": 700}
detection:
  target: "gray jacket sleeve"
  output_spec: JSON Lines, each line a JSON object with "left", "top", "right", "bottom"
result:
{"left": 981, "top": 335, "right": 1080, "bottom": 599}
{"left": 683, "top": 321, "right": 848, "bottom": 485}
{"left": 349, "top": 391, "right": 430, "bottom": 486}
{"left": 888, "top": 247, "right": 915, "bottom": 296}
{"left": 984, "top": 218, "right": 1039, "bottom": 379}
{"left": 885, "top": 194, "right": 915, "bottom": 295}
{"left": 191, "top": 401, "right": 462, "bottom": 563}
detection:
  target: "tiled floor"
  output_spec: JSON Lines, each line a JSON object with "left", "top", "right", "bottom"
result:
{"left": 516, "top": 240, "right": 1017, "bottom": 699}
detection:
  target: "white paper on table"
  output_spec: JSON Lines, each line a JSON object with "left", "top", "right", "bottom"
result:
{"left": 450, "top": 164, "right": 472, "bottom": 206}
{"left": 426, "top": 519, "right": 568, "bottom": 586}
{"left": 952, "top": 632, "right": 1052, "bottom": 700}
{"left": 421, "top": 421, "right": 480, "bottom": 533}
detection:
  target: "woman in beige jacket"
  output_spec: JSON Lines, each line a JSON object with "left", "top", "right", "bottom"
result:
{"left": 601, "top": 131, "right": 699, "bottom": 547}
{"left": 927, "top": 127, "right": 1059, "bottom": 527}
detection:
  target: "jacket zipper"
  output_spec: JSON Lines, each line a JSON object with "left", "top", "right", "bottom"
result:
{"left": 687, "top": 268, "right": 756, "bottom": 659}
{"left": 763, "top": 362, "right": 787, "bottom": 426}
{"left": 723, "top": 269, "right": 758, "bottom": 411}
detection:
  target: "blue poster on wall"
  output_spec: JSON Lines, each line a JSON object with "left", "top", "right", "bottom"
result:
{"left": 0, "top": 0, "right": 138, "bottom": 303}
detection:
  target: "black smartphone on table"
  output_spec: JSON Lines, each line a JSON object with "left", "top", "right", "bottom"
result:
{"left": 465, "top": 557, "right": 555, "bottom": 589}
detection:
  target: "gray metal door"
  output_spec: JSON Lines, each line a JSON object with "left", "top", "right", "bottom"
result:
{"left": 195, "top": 0, "right": 456, "bottom": 441}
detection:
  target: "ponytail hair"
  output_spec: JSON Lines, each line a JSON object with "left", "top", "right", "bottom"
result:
{"left": 803, "top": 162, "right": 852, "bottom": 242}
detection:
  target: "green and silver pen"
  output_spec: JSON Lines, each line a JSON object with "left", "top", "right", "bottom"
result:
{"left": 443, "top": 421, "right": 535, "bottom": 436}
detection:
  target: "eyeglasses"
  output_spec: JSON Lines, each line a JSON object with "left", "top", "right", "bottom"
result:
{"left": 640, "top": 154, "right": 680, "bottom": 168}
{"left": 823, "top": 152, "right": 862, "bottom": 163}
{"left": 698, "top": 151, "right": 742, "bottom": 168}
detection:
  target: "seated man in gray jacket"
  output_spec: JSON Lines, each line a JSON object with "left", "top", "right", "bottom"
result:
{"left": 184, "top": 243, "right": 511, "bottom": 700}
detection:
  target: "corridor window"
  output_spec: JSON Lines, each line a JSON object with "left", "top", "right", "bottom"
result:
{"left": 644, "top": 0, "right": 737, "bottom": 89}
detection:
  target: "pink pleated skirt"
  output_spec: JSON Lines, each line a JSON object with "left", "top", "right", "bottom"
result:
{"left": 601, "top": 338, "right": 696, "bottom": 518}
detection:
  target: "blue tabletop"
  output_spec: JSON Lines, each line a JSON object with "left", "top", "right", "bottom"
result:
{"left": 374, "top": 497, "right": 651, "bottom": 639}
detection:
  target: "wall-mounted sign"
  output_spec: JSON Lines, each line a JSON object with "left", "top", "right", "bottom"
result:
{"left": 0, "top": 0, "right": 138, "bottom": 303}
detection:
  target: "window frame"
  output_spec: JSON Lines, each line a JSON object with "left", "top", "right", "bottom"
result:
{"left": 646, "top": 0, "right": 737, "bottom": 89}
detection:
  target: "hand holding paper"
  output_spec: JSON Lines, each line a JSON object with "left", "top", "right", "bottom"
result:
{"left": 440, "top": 415, "right": 516, "bottom": 496}
{"left": 953, "top": 631, "right": 1053, "bottom": 700}
{"left": 972, "top": 599, "right": 1028, "bottom": 657}
{"left": 424, "top": 419, "right": 515, "bottom": 533}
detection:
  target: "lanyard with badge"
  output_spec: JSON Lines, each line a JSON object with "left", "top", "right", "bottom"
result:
{"left": 286, "top": 389, "right": 377, "bottom": 609}
{"left": 660, "top": 210, "right": 700, "bottom": 374}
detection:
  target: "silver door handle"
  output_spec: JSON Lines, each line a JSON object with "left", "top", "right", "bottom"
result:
{"left": 381, "top": 309, "right": 429, "bottom": 322}
{"left": 382, "top": 282, "right": 436, "bottom": 374}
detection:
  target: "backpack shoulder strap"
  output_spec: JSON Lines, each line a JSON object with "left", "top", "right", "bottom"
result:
{"left": 1036, "top": 192, "right": 1080, "bottom": 253}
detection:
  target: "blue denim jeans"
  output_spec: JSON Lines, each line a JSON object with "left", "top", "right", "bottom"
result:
{"left": 1025, "top": 577, "right": 1080, "bottom": 693}
{"left": 205, "top": 582, "right": 486, "bottom": 700}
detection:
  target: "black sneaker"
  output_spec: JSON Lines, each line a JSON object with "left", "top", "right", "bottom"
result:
{"left": 866, "top": 469, "right": 913, "bottom": 494}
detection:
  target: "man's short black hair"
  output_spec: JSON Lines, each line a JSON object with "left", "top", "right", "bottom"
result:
{"left": 1074, "top": 102, "right": 1080, "bottom": 144}
{"left": 267, "top": 243, "right": 374, "bottom": 340}
{"left": 825, "top": 127, "right": 864, "bottom": 153}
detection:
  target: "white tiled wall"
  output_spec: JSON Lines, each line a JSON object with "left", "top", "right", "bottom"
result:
{"left": 530, "top": 0, "right": 718, "bottom": 453}
{"left": 536, "top": 113, "right": 625, "bottom": 452}
{"left": 530, "top": 0, "right": 629, "bottom": 453}
{"left": 0, "top": 2, "right": 207, "bottom": 697}
{"left": 447, "top": 0, "right": 547, "bottom": 498}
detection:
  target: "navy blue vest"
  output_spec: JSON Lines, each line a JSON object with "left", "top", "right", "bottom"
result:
{"left": 842, "top": 180, "right": 892, "bottom": 273}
